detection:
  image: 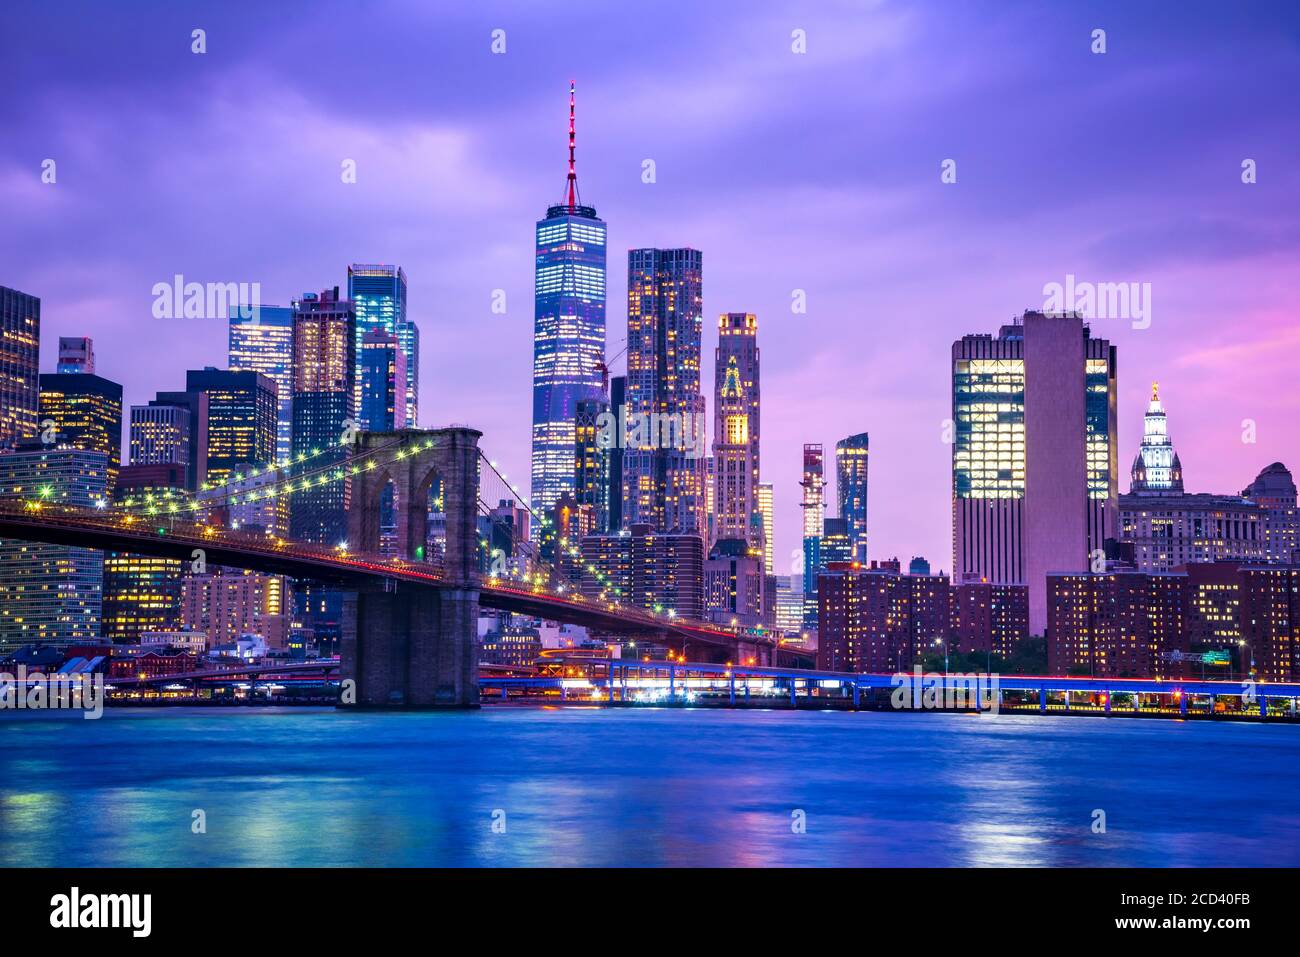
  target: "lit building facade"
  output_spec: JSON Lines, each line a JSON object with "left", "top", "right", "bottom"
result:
{"left": 101, "top": 465, "right": 188, "bottom": 643}
{"left": 952, "top": 311, "right": 1118, "bottom": 636}
{"left": 56, "top": 336, "right": 95, "bottom": 374}
{"left": 38, "top": 372, "right": 123, "bottom": 490}
{"left": 0, "top": 446, "right": 107, "bottom": 651}
{"left": 1047, "top": 568, "right": 1187, "bottom": 678}
{"left": 349, "top": 265, "right": 417, "bottom": 429}
{"left": 1129, "top": 382, "right": 1183, "bottom": 494}
{"left": 574, "top": 397, "right": 611, "bottom": 532}
{"left": 228, "top": 304, "right": 294, "bottom": 462}
{"left": 579, "top": 524, "right": 704, "bottom": 619}
{"left": 479, "top": 626, "right": 543, "bottom": 668}
{"left": 950, "top": 578, "right": 1029, "bottom": 659}
{"left": 757, "top": 482, "right": 774, "bottom": 575}
{"left": 359, "top": 328, "right": 407, "bottom": 432}
{"left": 622, "top": 248, "right": 706, "bottom": 536}
{"left": 1242, "top": 462, "right": 1299, "bottom": 564}
{"left": 835, "top": 433, "right": 869, "bottom": 564}
{"left": 703, "top": 538, "right": 765, "bottom": 628}
{"left": 129, "top": 403, "right": 192, "bottom": 475}
{"left": 1119, "top": 493, "right": 1266, "bottom": 571}
{"left": 607, "top": 376, "right": 626, "bottom": 532}
{"left": 817, "top": 562, "right": 951, "bottom": 673}
{"left": 290, "top": 288, "right": 355, "bottom": 544}
{"left": 147, "top": 391, "right": 209, "bottom": 492}
{"left": 0, "top": 286, "right": 40, "bottom": 450}
{"left": 1238, "top": 565, "right": 1299, "bottom": 682}
{"left": 712, "top": 313, "right": 762, "bottom": 555}
{"left": 800, "top": 443, "right": 825, "bottom": 629}
{"left": 185, "top": 368, "right": 277, "bottom": 488}
{"left": 774, "top": 574, "right": 803, "bottom": 636}
{"left": 182, "top": 570, "right": 290, "bottom": 650}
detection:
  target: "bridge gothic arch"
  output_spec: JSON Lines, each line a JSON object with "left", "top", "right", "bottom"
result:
{"left": 342, "top": 427, "right": 483, "bottom": 707}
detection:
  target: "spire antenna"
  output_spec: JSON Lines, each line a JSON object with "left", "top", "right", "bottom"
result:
{"left": 566, "top": 80, "right": 578, "bottom": 211}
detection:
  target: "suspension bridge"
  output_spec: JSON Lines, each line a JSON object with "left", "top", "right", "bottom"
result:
{"left": 0, "top": 426, "right": 806, "bottom": 707}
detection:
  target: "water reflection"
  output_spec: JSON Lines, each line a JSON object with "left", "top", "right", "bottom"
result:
{"left": 1, "top": 707, "right": 1298, "bottom": 867}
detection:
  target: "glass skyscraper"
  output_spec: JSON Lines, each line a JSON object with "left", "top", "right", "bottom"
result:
{"left": 290, "top": 288, "right": 355, "bottom": 545}
{"left": 623, "top": 247, "right": 705, "bottom": 535}
{"left": 185, "top": 368, "right": 278, "bottom": 488}
{"left": 359, "top": 328, "right": 406, "bottom": 432}
{"left": 0, "top": 286, "right": 40, "bottom": 450}
{"left": 757, "top": 481, "right": 774, "bottom": 575}
{"left": 38, "top": 372, "right": 123, "bottom": 491}
{"left": 800, "top": 443, "right": 826, "bottom": 629}
{"left": 0, "top": 446, "right": 107, "bottom": 651}
{"left": 229, "top": 304, "right": 294, "bottom": 463}
{"left": 348, "top": 265, "right": 416, "bottom": 430}
{"left": 952, "top": 311, "right": 1117, "bottom": 635}
{"left": 530, "top": 85, "right": 607, "bottom": 518}
{"left": 836, "top": 432, "right": 869, "bottom": 564}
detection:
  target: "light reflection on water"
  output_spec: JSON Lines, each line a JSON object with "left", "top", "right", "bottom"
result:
{"left": 1, "top": 706, "right": 1297, "bottom": 867}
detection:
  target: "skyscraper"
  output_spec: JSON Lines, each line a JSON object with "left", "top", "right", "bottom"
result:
{"left": 146, "top": 391, "right": 209, "bottom": 492}
{"left": 56, "top": 336, "right": 95, "bottom": 374}
{"left": 801, "top": 443, "right": 825, "bottom": 629}
{"left": 0, "top": 286, "right": 40, "bottom": 449}
{"left": 623, "top": 247, "right": 706, "bottom": 535}
{"left": 835, "top": 432, "right": 869, "bottom": 564}
{"left": 712, "top": 312, "right": 761, "bottom": 551}
{"left": 348, "top": 265, "right": 417, "bottom": 429}
{"left": 530, "top": 84, "right": 607, "bottom": 517}
{"left": 102, "top": 465, "right": 188, "bottom": 644}
{"left": 229, "top": 304, "right": 294, "bottom": 463}
{"left": 38, "top": 372, "right": 123, "bottom": 490}
{"left": 574, "top": 397, "right": 610, "bottom": 532}
{"left": 1130, "top": 382, "right": 1182, "bottom": 495}
{"left": 358, "top": 328, "right": 407, "bottom": 432}
{"left": 607, "top": 375, "right": 626, "bottom": 532}
{"left": 359, "top": 328, "right": 405, "bottom": 555}
{"left": 290, "top": 288, "right": 355, "bottom": 544}
{"left": 129, "top": 403, "right": 193, "bottom": 475}
{"left": 952, "top": 311, "right": 1118, "bottom": 635}
{"left": 756, "top": 482, "right": 774, "bottom": 575}
{"left": 185, "top": 368, "right": 277, "bottom": 488}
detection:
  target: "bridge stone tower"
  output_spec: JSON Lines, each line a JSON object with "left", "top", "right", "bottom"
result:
{"left": 341, "top": 427, "right": 482, "bottom": 708}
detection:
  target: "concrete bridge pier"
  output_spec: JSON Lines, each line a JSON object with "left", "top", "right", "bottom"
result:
{"left": 341, "top": 583, "right": 480, "bottom": 708}
{"left": 339, "top": 426, "right": 484, "bottom": 709}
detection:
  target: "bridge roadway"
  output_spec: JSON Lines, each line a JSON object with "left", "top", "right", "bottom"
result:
{"left": 0, "top": 503, "right": 806, "bottom": 665}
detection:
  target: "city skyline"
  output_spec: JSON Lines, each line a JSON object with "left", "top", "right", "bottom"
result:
{"left": 4, "top": 0, "right": 1298, "bottom": 573}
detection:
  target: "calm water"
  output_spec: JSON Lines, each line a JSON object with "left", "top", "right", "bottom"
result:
{"left": 2, "top": 706, "right": 1298, "bottom": 867}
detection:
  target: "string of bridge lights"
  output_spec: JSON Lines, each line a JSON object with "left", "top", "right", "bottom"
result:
{"left": 104, "top": 433, "right": 433, "bottom": 520}
{"left": 12, "top": 438, "right": 759, "bottom": 646}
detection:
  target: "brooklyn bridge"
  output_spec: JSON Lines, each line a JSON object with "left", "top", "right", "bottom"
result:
{"left": 0, "top": 426, "right": 807, "bottom": 707}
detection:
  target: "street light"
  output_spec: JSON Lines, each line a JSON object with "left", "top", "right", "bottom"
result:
{"left": 933, "top": 637, "right": 948, "bottom": 674}
{"left": 1238, "top": 639, "right": 1255, "bottom": 680}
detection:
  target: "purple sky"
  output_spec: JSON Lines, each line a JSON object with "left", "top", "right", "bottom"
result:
{"left": 4, "top": 0, "right": 1298, "bottom": 572}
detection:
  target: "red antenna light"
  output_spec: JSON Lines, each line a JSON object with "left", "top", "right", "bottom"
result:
{"left": 567, "top": 80, "right": 577, "bottom": 211}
